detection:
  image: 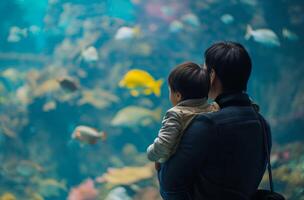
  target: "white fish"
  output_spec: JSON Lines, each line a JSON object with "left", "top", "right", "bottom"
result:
{"left": 43, "top": 101, "right": 57, "bottom": 112}
{"left": 220, "top": 14, "right": 234, "bottom": 25}
{"left": 7, "top": 26, "right": 28, "bottom": 43}
{"left": 114, "top": 26, "right": 140, "bottom": 40}
{"left": 1, "top": 68, "right": 20, "bottom": 82}
{"left": 105, "top": 187, "right": 132, "bottom": 200}
{"left": 72, "top": 125, "right": 106, "bottom": 145}
{"left": 160, "top": 6, "right": 175, "bottom": 17}
{"left": 169, "top": 20, "right": 184, "bottom": 33}
{"left": 282, "top": 28, "right": 299, "bottom": 41}
{"left": 29, "top": 25, "right": 41, "bottom": 35}
{"left": 181, "top": 13, "right": 200, "bottom": 27}
{"left": 81, "top": 46, "right": 98, "bottom": 62}
{"left": 7, "top": 34, "right": 21, "bottom": 42}
{"left": 245, "top": 25, "right": 280, "bottom": 47}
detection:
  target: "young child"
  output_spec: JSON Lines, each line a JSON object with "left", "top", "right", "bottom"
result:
{"left": 146, "top": 62, "right": 219, "bottom": 166}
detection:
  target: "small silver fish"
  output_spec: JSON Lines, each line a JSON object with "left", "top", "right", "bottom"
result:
{"left": 114, "top": 26, "right": 140, "bottom": 40}
{"left": 181, "top": 13, "right": 200, "bottom": 27}
{"left": 104, "top": 187, "right": 132, "bottom": 200}
{"left": 220, "top": 14, "right": 234, "bottom": 25}
{"left": 282, "top": 28, "right": 299, "bottom": 41}
{"left": 29, "top": 25, "right": 41, "bottom": 35}
{"left": 169, "top": 20, "right": 184, "bottom": 33}
{"left": 245, "top": 25, "right": 280, "bottom": 47}
{"left": 7, "top": 26, "right": 28, "bottom": 43}
{"left": 72, "top": 125, "right": 106, "bottom": 145}
{"left": 81, "top": 46, "right": 99, "bottom": 62}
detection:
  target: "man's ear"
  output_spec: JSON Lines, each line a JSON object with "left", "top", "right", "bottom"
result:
{"left": 210, "top": 69, "right": 216, "bottom": 85}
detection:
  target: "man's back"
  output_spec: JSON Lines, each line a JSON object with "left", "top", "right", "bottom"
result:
{"left": 158, "top": 93, "right": 271, "bottom": 200}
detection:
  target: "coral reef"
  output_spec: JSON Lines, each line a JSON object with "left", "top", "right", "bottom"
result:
{"left": 68, "top": 179, "right": 98, "bottom": 200}
{"left": 0, "top": 193, "right": 16, "bottom": 200}
{"left": 96, "top": 164, "right": 154, "bottom": 188}
{"left": 0, "top": 0, "right": 303, "bottom": 199}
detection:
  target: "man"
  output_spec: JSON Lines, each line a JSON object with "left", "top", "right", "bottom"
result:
{"left": 158, "top": 41, "right": 271, "bottom": 200}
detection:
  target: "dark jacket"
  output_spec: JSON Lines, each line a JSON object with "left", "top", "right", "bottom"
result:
{"left": 158, "top": 92, "right": 271, "bottom": 200}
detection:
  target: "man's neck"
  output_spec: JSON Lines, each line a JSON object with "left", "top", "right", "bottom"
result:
{"left": 214, "top": 91, "right": 250, "bottom": 108}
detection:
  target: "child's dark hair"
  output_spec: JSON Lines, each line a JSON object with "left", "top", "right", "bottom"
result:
{"left": 168, "top": 62, "right": 210, "bottom": 100}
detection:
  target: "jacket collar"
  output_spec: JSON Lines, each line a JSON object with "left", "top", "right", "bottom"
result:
{"left": 176, "top": 98, "right": 208, "bottom": 107}
{"left": 215, "top": 91, "right": 252, "bottom": 108}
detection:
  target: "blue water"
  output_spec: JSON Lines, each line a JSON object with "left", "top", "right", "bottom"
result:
{"left": 0, "top": 0, "right": 303, "bottom": 199}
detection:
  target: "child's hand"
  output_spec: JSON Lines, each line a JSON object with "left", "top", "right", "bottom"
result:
{"left": 155, "top": 162, "right": 161, "bottom": 171}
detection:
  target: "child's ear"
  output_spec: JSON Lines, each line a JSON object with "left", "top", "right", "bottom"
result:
{"left": 176, "top": 92, "right": 182, "bottom": 102}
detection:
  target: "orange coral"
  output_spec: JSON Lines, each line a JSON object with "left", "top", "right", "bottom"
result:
{"left": 68, "top": 178, "right": 98, "bottom": 200}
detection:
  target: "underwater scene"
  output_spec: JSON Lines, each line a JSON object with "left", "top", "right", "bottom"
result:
{"left": 0, "top": 0, "right": 303, "bottom": 199}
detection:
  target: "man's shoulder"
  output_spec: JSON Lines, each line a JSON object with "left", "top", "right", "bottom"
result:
{"left": 196, "top": 106, "right": 258, "bottom": 124}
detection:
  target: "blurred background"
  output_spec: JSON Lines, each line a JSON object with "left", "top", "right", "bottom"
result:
{"left": 0, "top": 0, "right": 303, "bottom": 199}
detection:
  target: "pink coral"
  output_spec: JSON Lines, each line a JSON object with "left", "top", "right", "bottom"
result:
{"left": 68, "top": 178, "right": 98, "bottom": 200}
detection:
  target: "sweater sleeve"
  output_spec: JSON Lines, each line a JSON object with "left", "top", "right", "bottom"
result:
{"left": 147, "top": 109, "right": 183, "bottom": 163}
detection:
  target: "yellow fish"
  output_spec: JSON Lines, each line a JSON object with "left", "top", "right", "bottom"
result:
{"left": 119, "top": 69, "right": 163, "bottom": 97}
{"left": 0, "top": 193, "right": 16, "bottom": 200}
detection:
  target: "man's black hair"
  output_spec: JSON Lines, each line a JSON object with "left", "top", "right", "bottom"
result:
{"left": 168, "top": 62, "right": 209, "bottom": 100}
{"left": 204, "top": 41, "right": 252, "bottom": 92}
